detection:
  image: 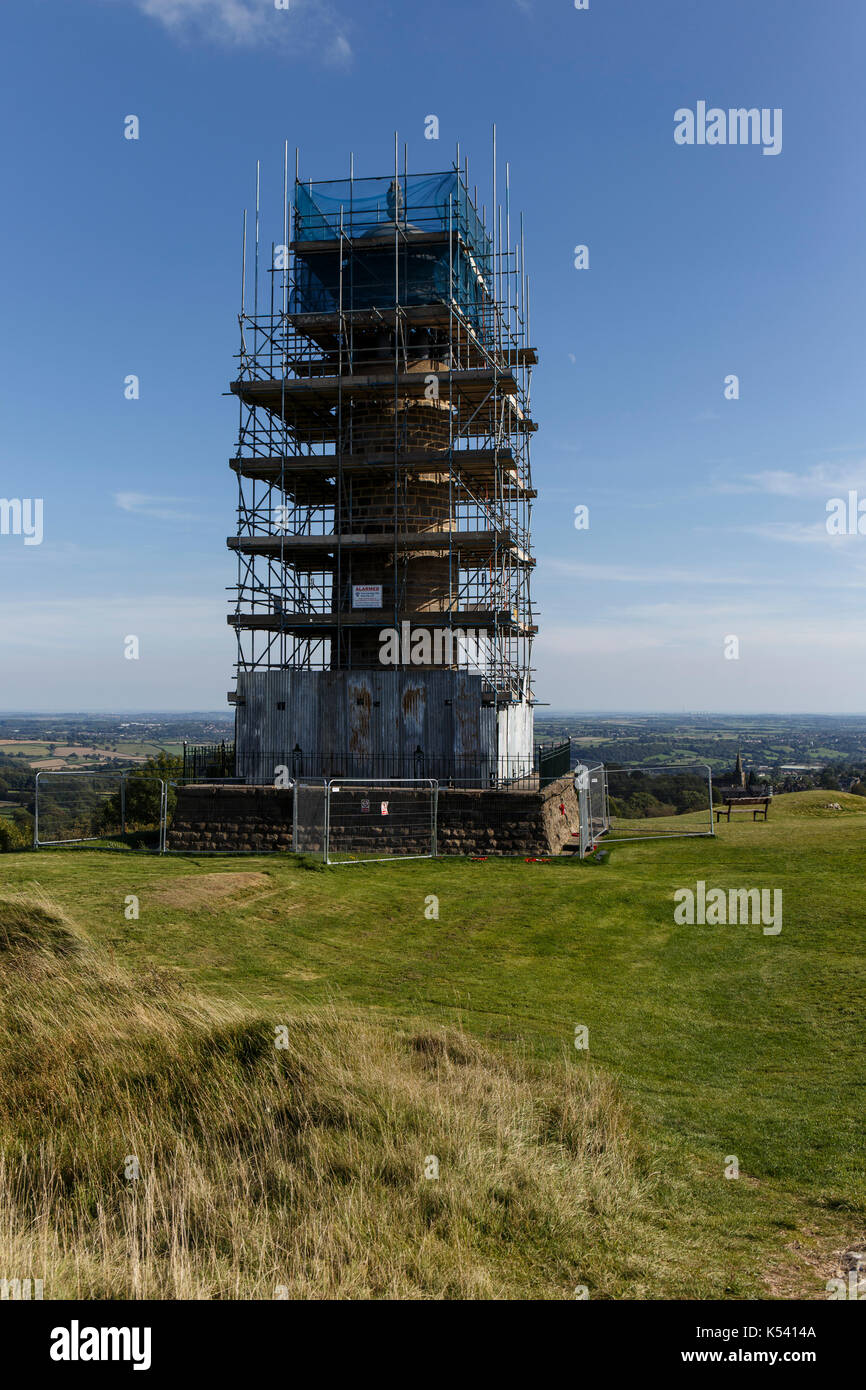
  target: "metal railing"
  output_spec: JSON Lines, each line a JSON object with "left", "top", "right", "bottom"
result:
{"left": 181, "top": 742, "right": 236, "bottom": 781}
{"left": 537, "top": 737, "right": 572, "bottom": 788}
{"left": 185, "top": 743, "right": 538, "bottom": 789}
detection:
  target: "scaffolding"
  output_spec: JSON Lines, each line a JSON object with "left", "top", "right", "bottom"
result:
{"left": 228, "top": 138, "right": 537, "bottom": 709}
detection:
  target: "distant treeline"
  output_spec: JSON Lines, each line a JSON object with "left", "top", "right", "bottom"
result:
{"left": 602, "top": 764, "right": 866, "bottom": 821}
{"left": 604, "top": 768, "right": 711, "bottom": 820}
{"left": 0, "top": 754, "right": 182, "bottom": 851}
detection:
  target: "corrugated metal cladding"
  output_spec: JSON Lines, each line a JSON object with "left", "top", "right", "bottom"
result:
{"left": 497, "top": 702, "right": 534, "bottom": 770}
{"left": 234, "top": 670, "right": 501, "bottom": 784}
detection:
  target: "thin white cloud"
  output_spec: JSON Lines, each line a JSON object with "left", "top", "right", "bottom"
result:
{"left": 716, "top": 460, "right": 866, "bottom": 499}
{"left": 136, "top": 0, "right": 274, "bottom": 45}
{"left": 114, "top": 492, "right": 190, "bottom": 522}
{"left": 0, "top": 593, "right": 226, "bottom": 658}
{"left": 325, "top": 32, "right": 352, "bottom": 66}
{"left": 124, "top": 0, "right": 352, "bottom": 60}
{"left": 548, "top": 558, "right": 759, "bottom": 587}
{"left": 534, "top": 615, "right": 866, "bottom": 712}
{"left": 541, "top": 607, "right": 866, "bottom": 655}
{"left": 737, "top": 520, "right": 854, "bottom": 546}
{"left": 0, "top": 595, "right": 228, "bottom": 706}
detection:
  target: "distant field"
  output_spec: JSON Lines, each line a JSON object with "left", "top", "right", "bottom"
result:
{"left": 0, "top": 739, "right": 177, "bottom": 770}
{"left": 1, "top": 789, "right": 863, "bottom": 1299}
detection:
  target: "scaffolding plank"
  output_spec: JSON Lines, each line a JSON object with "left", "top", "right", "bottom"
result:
{"left": 287, "top": 304, "right": 454, "bottom": 333}
{"left": 228, "top": 529, "right": 532, "bottom": 555}
{"left": 291, "top": 229, "right": 451, "bottom": 255}
{"left": 229, "top": 610, "right": 537, "bottom": 635}
{"left": 229, "top": 450, "right": 535, "bottom": 496}
{"left": 231, "top": 367, "right": 521, "bottom": 404}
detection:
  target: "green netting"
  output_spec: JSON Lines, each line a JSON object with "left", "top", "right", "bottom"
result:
{"left": 294, "top": 172, "right": 487, "bottom": 252}
{"left": 291, "top": 172, "right": 493, "bottom": 332}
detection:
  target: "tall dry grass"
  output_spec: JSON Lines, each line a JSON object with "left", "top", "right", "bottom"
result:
{"left": 0, "top": 887, "right": 651, "bottom": 1299}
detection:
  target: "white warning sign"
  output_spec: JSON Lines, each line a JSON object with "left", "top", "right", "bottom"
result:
{"left": 352, "top": 584, "right": 382, "bottom": 609}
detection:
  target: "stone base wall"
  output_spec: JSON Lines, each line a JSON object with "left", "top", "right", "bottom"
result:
{"left": 166, "top": 785, "right": 301, "bottom": 854}
{"left": 166, "top": 775, "right": 579, "bottom": 858}
{"left": 434, "top": 776, "right": 578, "bottom": 857}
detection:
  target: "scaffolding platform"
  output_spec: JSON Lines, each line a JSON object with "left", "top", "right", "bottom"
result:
{"left": 228, "top": 530, "right": 534, "bottom": 565}
{"left": 229, "top": 451, "right": 536, "bottom": 499}
{"left": 229, "top": 609, "right": 537, "bottom": 636}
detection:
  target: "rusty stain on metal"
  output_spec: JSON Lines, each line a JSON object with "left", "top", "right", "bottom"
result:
{"left": 401, "top": 687, "right": 424, "bottom": 718}
{"left": 349, "top": 679, "right": 372, "bottom": 754}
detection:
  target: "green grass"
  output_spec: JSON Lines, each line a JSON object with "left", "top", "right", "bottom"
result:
{"left": 2, "top": 789, "right": 863, "bottom": 1298}
{"left": 2, "top": 894, "right": 651, "bottom": 1299}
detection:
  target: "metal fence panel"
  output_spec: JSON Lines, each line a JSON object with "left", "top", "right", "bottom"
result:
{"left": 325, "top": 779, "right": 438, "bottom": 864}
{"left": 576, "top": 763, "right": 609, "bottom": 858}
{"left": 34, "top": 771, "right": 166, "bottom": 851}
{"left": 587, "top": 764, "right": 609, "bottom": 849}
{"left": 159, "top": 777, "right": 328, "bottom": 859}
{"left": 603, "top": 764, "right": 714, "bottom": 846}
{"left": 294, "top": 778, "right": 328, "bottom": 859}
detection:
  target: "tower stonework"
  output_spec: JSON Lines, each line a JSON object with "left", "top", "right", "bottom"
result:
{"left": 228, "top": 161, "right": 537, "bottom": 785}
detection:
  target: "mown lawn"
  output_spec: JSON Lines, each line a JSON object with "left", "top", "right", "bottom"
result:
{"left": 2, "top": 789, "right": 863, "bottom": 1298}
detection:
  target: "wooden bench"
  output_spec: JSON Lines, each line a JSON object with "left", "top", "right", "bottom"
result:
{"left": 715, "top": 795, "right": 771, "bottom": 823}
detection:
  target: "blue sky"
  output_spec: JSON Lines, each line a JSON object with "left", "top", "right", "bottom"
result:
{"left": 1, "top": 0, "right": 864, "bottom": 712}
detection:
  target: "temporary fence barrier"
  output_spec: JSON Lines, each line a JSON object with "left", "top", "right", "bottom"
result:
{"left": 33, "top": 770, "right": 167, "bottom": 853}
{"left": 324, "top": 779, "right": 438, "bottom": 864}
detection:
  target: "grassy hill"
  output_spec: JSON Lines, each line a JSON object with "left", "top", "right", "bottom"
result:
{"left": 1, "top": 790, "right": 863, "bottom": 1299}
